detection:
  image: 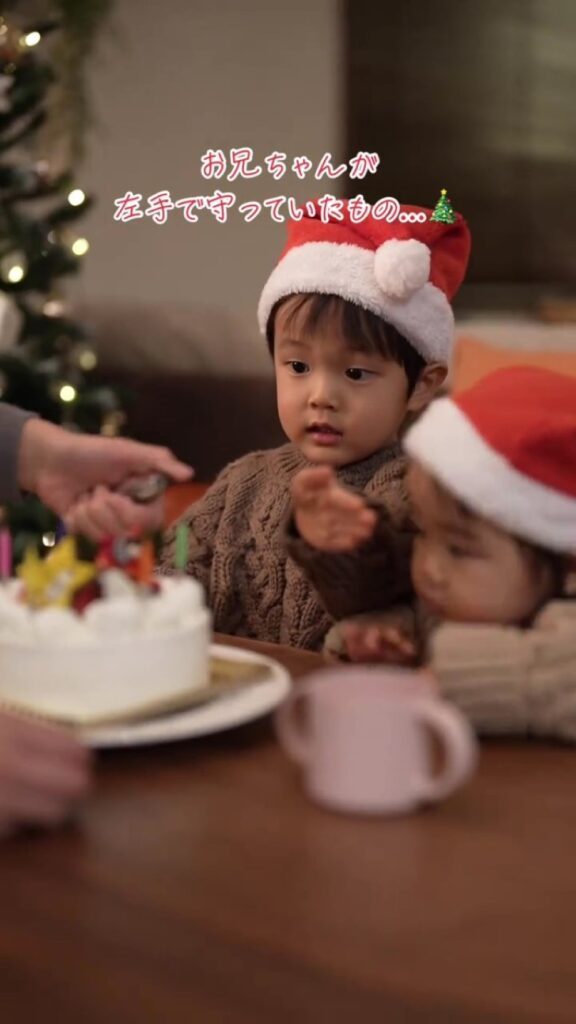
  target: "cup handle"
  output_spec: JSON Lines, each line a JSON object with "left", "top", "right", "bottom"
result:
{"left": 414, "top": 699, "right": 478, "bottom": 802}
{"left": 275, "top": 684, "right": 313, "bottom": 766}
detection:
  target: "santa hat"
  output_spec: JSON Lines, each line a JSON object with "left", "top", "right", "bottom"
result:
{"left": 257, "top": 197, "right": 471, "bottom": 363}
{"left": 404, "top": 366, "right": 576, "bottom": 554}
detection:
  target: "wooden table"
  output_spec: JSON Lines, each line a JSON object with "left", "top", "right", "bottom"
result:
{"left": 2, "top": 635, "right": 576, "bottom": 1023}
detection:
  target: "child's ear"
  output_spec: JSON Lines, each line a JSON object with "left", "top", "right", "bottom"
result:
{"left": 406, "top": 363, "right": 447, "bottom": 415}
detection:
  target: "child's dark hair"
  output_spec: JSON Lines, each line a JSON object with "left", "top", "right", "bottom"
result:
{"left": 517, "top": 541, "right": 569, "bottom": 607}
{"left": 266, "top": 293, "right": 426, "bottom": 397}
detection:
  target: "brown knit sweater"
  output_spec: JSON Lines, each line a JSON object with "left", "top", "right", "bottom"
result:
{"left": 430, "top": 600, "right": 576, "bottom": 739}
{"left": 160, "top": 442, "right": 415, "bottom": 650}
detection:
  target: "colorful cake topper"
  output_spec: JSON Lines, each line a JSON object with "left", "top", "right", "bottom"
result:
{"left": 11, "top": 524, "right": 163, "bottom": 612}
{"left": 17, "top": 536, "right": 97, "bottom": 609}
{"left": 96, "top": 534, "right": 151, "bottom": 583}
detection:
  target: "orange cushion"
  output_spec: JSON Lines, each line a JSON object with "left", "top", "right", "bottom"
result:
{"left": 452, "top": 335, "right": 576, "bottom": 393}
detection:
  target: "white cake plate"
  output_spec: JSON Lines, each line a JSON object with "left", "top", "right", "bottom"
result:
{"left": 84, "top": 643, "right": 291, "bottom": 749}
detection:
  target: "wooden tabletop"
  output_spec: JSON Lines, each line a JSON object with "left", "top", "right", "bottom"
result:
{"left": 2, "top": 635, "right": 576, "bottom": 1023}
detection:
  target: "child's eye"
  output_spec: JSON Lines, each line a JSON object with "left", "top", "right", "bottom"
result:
{"left": 287, "top": 360, "right": 309, "bottom": 375}
{"left": 345, "top": 367, "right": 374, "bottom": 382}
{"left": 448, "top": 544, "right": 475, "bottom": 559}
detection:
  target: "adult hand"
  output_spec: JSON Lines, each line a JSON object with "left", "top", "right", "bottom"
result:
{"left": 291, "top": 465, "right": 377, "bottom": 552}
{"left": 0, "top": 713, "right": 92, "bottom": 837}
{"left": 19, "top": 420, "right": 193, "bottom": 539}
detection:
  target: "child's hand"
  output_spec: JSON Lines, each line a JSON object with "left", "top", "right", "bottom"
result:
{"left": 64, "top": 486, "right": 164, "bottom": 541}
{"left": 342, "top": 621, "right": 417, "bottom": 665}
{"left": 291, "top": 466, "right": 377, "bottom": 552}
{"left": 0, "top": 713, "right": 92, "bottom": 837}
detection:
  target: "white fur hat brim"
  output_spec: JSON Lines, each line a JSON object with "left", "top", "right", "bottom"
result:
{"left": 404, "top": 398, "right": 576, "bottom": 553}
{"left": 258, "top": 241, "right": 454, "bottom": 363}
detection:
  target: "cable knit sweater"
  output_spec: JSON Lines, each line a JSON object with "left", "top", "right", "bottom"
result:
{"left": 430, "top": 600, "right": 576, "bottom": 739}
{"left": 160, "top": 442, "right": 415, "bottom": 650}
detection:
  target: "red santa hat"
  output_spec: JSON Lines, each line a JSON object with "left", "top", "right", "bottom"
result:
{"left": 404, "top": 366, "right": 576, "bottom": 553}
{"left": 257, "top": 198, "right": 471, "bottom": 364}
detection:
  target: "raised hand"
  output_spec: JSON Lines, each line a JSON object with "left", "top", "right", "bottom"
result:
{"left": 291, "top": 465, "right": 377, "bottom": 552}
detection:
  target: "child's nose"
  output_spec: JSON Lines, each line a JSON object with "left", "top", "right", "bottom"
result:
{"left": 420, "top": 548, "right": 445, "bottom": 587}
{"left": 308, "top": 373, "right": 338, "bottom": 409}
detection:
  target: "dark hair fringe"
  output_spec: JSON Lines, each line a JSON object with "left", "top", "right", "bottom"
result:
{"left": 266, "top": 293, "right": 426, "bottom": 396}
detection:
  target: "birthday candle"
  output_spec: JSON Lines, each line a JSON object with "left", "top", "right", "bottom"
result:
{"left": 0, "top": 527, "right": 12, "bottom": 581}
{"left": 174, "top": 524, "right": 189, "bottom": 573}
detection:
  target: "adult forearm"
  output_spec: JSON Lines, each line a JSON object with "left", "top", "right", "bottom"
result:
{"left": 0, "top": 403, "right": 36, "bottom": 503}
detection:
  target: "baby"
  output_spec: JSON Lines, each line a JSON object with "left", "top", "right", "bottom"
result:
{"left": 325, "top": 366, "right": 576, "bottom": 739}
{"left": 160, "top": 198, "right": 471, "bottom": 648}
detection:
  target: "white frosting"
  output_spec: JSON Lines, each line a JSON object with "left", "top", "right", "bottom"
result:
{"left": 0, "top": 590, "right": 32, "bottom": 641}
{"left": 33, "top": 607, "right": 93, "bottom": 647}
{"left": 0, "top": 576, "right": 211, "bottom": 721}
{"left": 0, "top": 576, "right": 204, "bottom": 647}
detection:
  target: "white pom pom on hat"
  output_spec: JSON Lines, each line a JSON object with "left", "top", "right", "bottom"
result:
{"left": 374, "top": 239, "right": 431, "bottom": 300}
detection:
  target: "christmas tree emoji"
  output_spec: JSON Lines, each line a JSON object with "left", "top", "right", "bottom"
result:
{"left": 430, "top": 189, "right": 456, "bottom": 224}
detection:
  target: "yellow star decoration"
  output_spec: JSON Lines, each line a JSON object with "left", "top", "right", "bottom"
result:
{"left": 17, "top": 537, "right": 97, "bottom": 609}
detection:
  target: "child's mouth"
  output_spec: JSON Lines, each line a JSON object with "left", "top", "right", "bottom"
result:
{"left": 306, "top": 423, "right": 343, "bottom": 446}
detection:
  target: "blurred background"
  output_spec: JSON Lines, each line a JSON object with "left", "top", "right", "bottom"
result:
{"left": 84, "top": 0, "right": 576, "bottom": 317}
{"left": 1, "top": 0, "right": 575, "bottom": 539}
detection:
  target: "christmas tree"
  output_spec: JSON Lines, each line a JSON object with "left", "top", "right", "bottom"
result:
{"left": 0, "top": 4, "right": 122, "bottom": 562}
{"left": 430, "top": 188, "right": 456, "bottom": 224}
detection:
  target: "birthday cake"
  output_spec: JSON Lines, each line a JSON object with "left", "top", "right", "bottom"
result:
{"left": 0, "top": 536, "right": 210, "bottom": 723}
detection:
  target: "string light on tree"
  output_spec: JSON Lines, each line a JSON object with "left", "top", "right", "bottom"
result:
{"left": 7, "top": 264, "right": 24, "bottom": 283}
{"left": 73, "top": 344, "right": 98, "bottom": 372}
{"left": 43, "top": 298, "right": 65, "bottom": 317}
{"left": 71, "top": 237, "right": 90, "bottom": 257}
{"left": 67, "top": 188, "right": 85, "bottom": 207}
{"left": 59, "top": 383, "right": 77, "bottom": 403}
{"left": 22, "top": 31, "right": 41, "bottom": 48}
{"left": 0, "top": 252, "right": 27, "bottom": 283}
